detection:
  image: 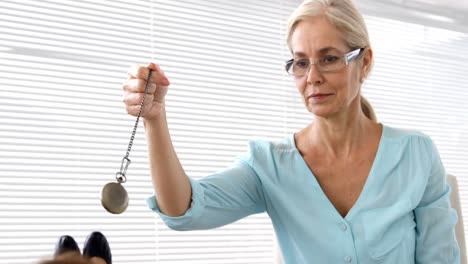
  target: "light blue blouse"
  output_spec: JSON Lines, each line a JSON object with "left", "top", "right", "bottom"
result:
{"left": 147, "top": 124, "right": 460, "bottom": 263}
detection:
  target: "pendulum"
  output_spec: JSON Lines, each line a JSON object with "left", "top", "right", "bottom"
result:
{"left": 101, "top": 70, "right": 153, "bottom": 214}
{"left": 101, "top": 159, "right": 130, "bottom": 214}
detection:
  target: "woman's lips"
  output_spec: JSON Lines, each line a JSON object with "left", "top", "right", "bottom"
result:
{"left": 308, "top": 93, "right": 333, "bottom": 102}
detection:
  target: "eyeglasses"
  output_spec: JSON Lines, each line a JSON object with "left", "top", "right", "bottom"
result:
{"left": 285, "top": 48, "right": 364, "bottom": 77}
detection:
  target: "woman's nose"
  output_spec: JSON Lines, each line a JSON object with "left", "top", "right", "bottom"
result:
{"left": 306, "top": 64, "right": 324, "bottom": 86}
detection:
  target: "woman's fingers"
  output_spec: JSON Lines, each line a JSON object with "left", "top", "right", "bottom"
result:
{"left": 122, "top": 91, "right": 154, "bottom": 106}
{"left": 123, "top": 63, "right": 169, "bottom": 119}
{"left": 123, "top": 78, "right": 157, "bottom": 93}
{"left": 128, "top": 64, "right": 170, "bottom": 86}
{"left": 123, "top": 88, "right": 157, "bottom": 117}
{"left": 125, "top": 98, "right": 161, "bottom": 117}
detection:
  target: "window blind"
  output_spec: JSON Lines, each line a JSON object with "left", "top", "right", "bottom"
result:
{"left": 0, "top": 0, "right": 161, "bottom": 263}
{"left": 1, "top": 0, "right": 468, "bottom": 263}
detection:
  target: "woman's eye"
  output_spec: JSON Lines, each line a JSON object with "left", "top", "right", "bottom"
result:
{"left": 320, "top": 56, "right": 340, "bottom": 64}
{"left": 294, "top": 60, "right": 309, "bottom": 68}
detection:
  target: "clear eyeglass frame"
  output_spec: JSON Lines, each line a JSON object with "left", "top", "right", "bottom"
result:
{"left": 285, "top": 48, "right": 364, "bottom": 77}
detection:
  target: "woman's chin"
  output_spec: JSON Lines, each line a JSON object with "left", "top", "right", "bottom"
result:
{"left": 307, "top": 105, "right": 337, "bottom": 118}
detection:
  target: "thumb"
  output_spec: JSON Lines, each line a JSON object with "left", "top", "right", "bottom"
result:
{"left": 147, "top": 62, "right": 160, "bottom": 71}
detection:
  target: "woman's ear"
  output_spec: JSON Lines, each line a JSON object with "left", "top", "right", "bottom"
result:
{"left": 360, "top": 48, "right": 373, "bottom": 82}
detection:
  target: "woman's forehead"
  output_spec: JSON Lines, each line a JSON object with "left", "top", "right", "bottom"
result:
{"left": 290, "top": 17, "right": 347, "bottom": 55}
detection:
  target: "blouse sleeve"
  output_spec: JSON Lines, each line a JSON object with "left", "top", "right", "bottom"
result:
{"left": 146, "top": 143, "right": 266, "bottom": 231}
{"left": 414, "top": 137, "right": 460, "bottom": 263}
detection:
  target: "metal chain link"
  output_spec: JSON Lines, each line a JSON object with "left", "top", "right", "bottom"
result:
{"left": 116, "top": 69, "right": 153, "bottom": 183}
{"left": 125, "top": 69, "right": 153, "bottom": 158}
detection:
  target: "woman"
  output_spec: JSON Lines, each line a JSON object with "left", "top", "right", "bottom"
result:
{"left": 123, "top": 0, "right": 459, "bottom": 262}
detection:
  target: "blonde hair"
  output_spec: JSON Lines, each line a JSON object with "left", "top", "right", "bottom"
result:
{"left": 287, "top": 0, "right": 377, "bottom": 122}
{"left": 360, "top": 96, "right": 376, "bottom": 122}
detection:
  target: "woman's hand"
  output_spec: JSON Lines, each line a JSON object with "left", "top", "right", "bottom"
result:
{"left": 123, "top": 63, "right": 170, "bottom": 120}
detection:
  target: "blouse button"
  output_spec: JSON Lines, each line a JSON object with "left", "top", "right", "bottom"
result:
{"left": 344, "top": 256, "right": 352, "bottom": 262}
{"left": 341, "top": 223, "right": 347, "bottom": 231}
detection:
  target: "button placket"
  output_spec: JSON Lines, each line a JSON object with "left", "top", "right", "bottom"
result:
{"left": 338, "top": 221, "right": 354, "bottom": 263}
